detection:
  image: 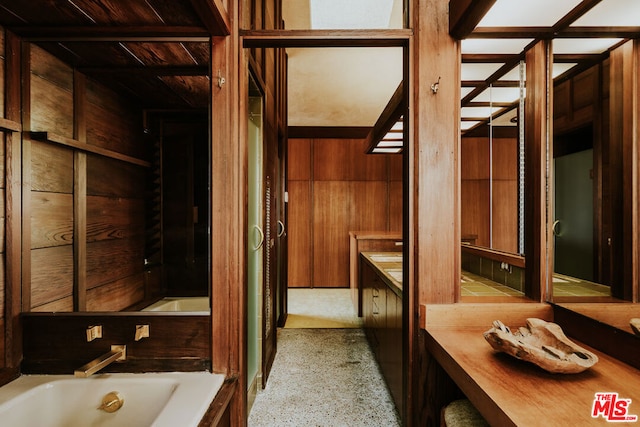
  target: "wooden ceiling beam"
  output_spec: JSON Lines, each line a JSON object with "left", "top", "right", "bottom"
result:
{"left": 366, "top": 81, "right": 404, "bottom": 153}
{"left": 552, "top": 0, "right": 602, "bottom": 31}
{"left": 189, "top": 0, "right": 231, "bottom": 36}
{"left": 449, "top": 0, "right": 496, "bottom": 40}
{"left": 241, "top": 29, "right": 412, "bottom": 48}
{"left": 12, "top": 25, "right": 209, "bottom": 42}
{"left": 470, "top": 26, "right": 640, "bottom": 39}
{"left": 462, "top": 54, "right": 522, "bottom": 62}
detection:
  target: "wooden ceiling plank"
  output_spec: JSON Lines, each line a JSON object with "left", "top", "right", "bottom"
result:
{"left": 78, "top": 65, "right": 208, "bottom": 76}
{"left": 66, "top": 0, "right": 164, "bottom": 25}
{"left": 14, "top": 25, "right": 209, "bottom": 42}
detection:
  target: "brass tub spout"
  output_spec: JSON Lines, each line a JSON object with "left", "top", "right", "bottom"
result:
{"left": 74, "top": 345, "right": 126, "bottom": 378}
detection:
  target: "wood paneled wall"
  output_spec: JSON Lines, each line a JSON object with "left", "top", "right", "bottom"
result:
{"left": 287, "top": 137, "right": 402, "bottom": 288}
{"left": 17, "top": 43, "right": 149, "bottom": 312}
{"left": 460, "top": 136, "right": 518, "bottom": 253}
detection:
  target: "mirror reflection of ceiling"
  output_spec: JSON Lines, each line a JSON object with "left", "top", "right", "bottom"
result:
{"left": 282, "top": 0, "right": 404, "bottom": 127}
{"left": 462, "top": 0, "right": 640, "bottom": 134}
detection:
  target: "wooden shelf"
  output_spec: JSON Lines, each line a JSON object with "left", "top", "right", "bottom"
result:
{"left": 0, "top": 118, "right": 22, "bottom": 133}
{"left": 29, "top": 131, "right": 150, "bottom": 167}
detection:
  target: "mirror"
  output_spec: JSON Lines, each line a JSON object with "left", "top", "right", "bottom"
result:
{"left": 550, "top": 37, "right": 632, "bottom": 300}
{"left": 137, "top": 113, "right": 211, "bottom": 313}
{"left": 460, "top": 59, "right": 527, "bottom": 298}
{"left": 22, "top": 41, "right": 211, "bottom": 314}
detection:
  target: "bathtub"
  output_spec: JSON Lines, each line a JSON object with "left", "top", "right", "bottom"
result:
{"left": 0, "top": 372, "right": 225, "bottom": 427}
{"left": 141, "top": 297, "right": 209, "bottom": 313}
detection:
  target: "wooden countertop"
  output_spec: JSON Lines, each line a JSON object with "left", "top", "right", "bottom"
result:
{"left": 422, "top": 304, "right": 640, "bottom": 426}
{"left": 360, "top": 252, "right": 402, "bottom": 296}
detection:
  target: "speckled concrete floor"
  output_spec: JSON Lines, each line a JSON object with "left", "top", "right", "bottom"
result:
{"left": 248, "top": 328, "right": 401, "bottom": 427}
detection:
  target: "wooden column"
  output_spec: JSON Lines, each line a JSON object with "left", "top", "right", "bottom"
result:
{"left": 210, "top": 0, "right": 245, "bottom": 422}
{"left": 4, "top": 31, "right": 23, "bottom": 370}
{"left": 609, "top": 40, "right": 640, "bottom": 302}
{"left": 524, "top": 40, "right": 551, "bottom": 301}
{"left": 412, "top": 0, "right": 460, "bottom": 305}
{"left": 411, "top": 0, "right": 461, "bottom": 425}
{"left": 73, "top": 70, "right": 87, "bottom": 311}
{"left": 20, "top": 41, "right": 32, "bottom": 312}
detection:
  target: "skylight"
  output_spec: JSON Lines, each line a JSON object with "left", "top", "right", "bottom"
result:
{"left": 310, "top": 0, "right": 394, "bottom": 29}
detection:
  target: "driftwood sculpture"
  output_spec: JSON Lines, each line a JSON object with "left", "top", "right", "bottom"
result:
{"left": 483, "top": 318, "right": 598, "bottom": 374}
{"left": 631, "top": 318, "right": 640, "bottom": 336}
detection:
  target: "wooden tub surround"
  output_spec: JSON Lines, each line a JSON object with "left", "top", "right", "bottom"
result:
{"left": 421, "top": 304, "right": 640, "bottom": 426}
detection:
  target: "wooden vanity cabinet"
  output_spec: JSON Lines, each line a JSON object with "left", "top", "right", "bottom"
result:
{"left": 360, "top": 255, "right": 403, "bottom": 417}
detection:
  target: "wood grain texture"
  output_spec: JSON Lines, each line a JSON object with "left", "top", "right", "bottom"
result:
{"left": 313, "top": 181, "right": 388, "bottom": 287}
{"left": 86, "top": 238, "right": 145, "bottom": 290}
{"left": 288, "top": 137, "right": 399, "bottom": 288}
{"left": 313, "top": 138, "right": 387, "bottom": 181}
{"left": 86, "top": 79, "right": 145, "bottom": 159}
{"left": 4, "top": 31, "right": 23, "bottom": 369}
{"left": 30, "top": 246, "right": 73, "bottom": 309}
{"left": 30, "top": 140, "right": 73, "bottom": 193}
{"left": 86, "top": 195, "right": 145, "bottom": 242}
{"left": 86, "top": 274, "right": 145, "bottom": 311}
{"left": 287, "top": 138, "right": 311, "bottom": 180}
{"left": 86, "top": 154, "right": 146, "bottom": 198}
{"left": 608, "top": 41, "right": 640, "bottom": 302}
{"left": 0, "top": 130, "right": 4, "bottom": 188}
{"left": 461, "top": 180, "right": 490, "bottom": 247}
{"left": 524, "top": 40, "right": 551, "bottom": 301}
{"left": 413, "top": 0, "right": 460, "bottom": 305}
{"left": 287, "top": 181, "right": 312, "bottom": 287}
{"left": 0, "top": 189, "right": 4, "bottom": 253}
{"left": 30, "top": 192, "right": 74, "bottom": 249}
{"left": 29, "top": 47, "right": 73, "bottom": 137}
{"left": 389, "top": 180, "right": 402, "bottom": 232}
{"left": 492, "top": 180, "right": 518, "bottom": 253}
{"left": 21, "top": 313, "right": 210, "bottom": 374}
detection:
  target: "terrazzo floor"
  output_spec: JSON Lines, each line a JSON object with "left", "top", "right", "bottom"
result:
{"left": 284, "top": 288, "right": 363, "bottom": 328}
{"left": 248, "top": 289, "right": 401, "bottom": 427}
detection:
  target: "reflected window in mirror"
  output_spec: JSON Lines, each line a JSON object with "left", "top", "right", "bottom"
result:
{"left": 460, "top": 57, "right": 527, "bottom": 299}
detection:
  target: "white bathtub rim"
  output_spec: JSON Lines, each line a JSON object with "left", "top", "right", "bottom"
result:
{"left": 0, "top": 371, "right": 225, "bottom": 427}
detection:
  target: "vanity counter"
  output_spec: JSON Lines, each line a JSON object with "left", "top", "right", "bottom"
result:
{"left": 360, "top": 252, "right": 402, "bottom": 296}
{"left": 359, "top": 251, "right": 403, "bottom": 418}
{"left": 421, "top": 304, "right": 640, "bottom": 426}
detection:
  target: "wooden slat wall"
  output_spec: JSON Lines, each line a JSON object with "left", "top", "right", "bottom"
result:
{"left": 28, "top": 45, "right": 75, "bottom": 311}
{"left": 287, "top": 137, "right": 402, "bottom": 288}
{"left": 25, "top": 44, "right": 148, "bottom": 312}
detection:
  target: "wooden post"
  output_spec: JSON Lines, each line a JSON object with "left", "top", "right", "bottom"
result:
{"left": 524, "top": 40, "right": 552, "bottom": 302}
{"left": 411, "top": 0, "right": 461, "bottom": 425}
{"left": 73, "top": 70, "right": 87, "bottom": 311}
{"left": 609, "top": 40, "right": 640, "bottom": 302}
{"left": 210, "top": 0, "right": 246, "bottom": 422}
{"left": 4, "top": 31, "right": 23, "bottom": 369}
